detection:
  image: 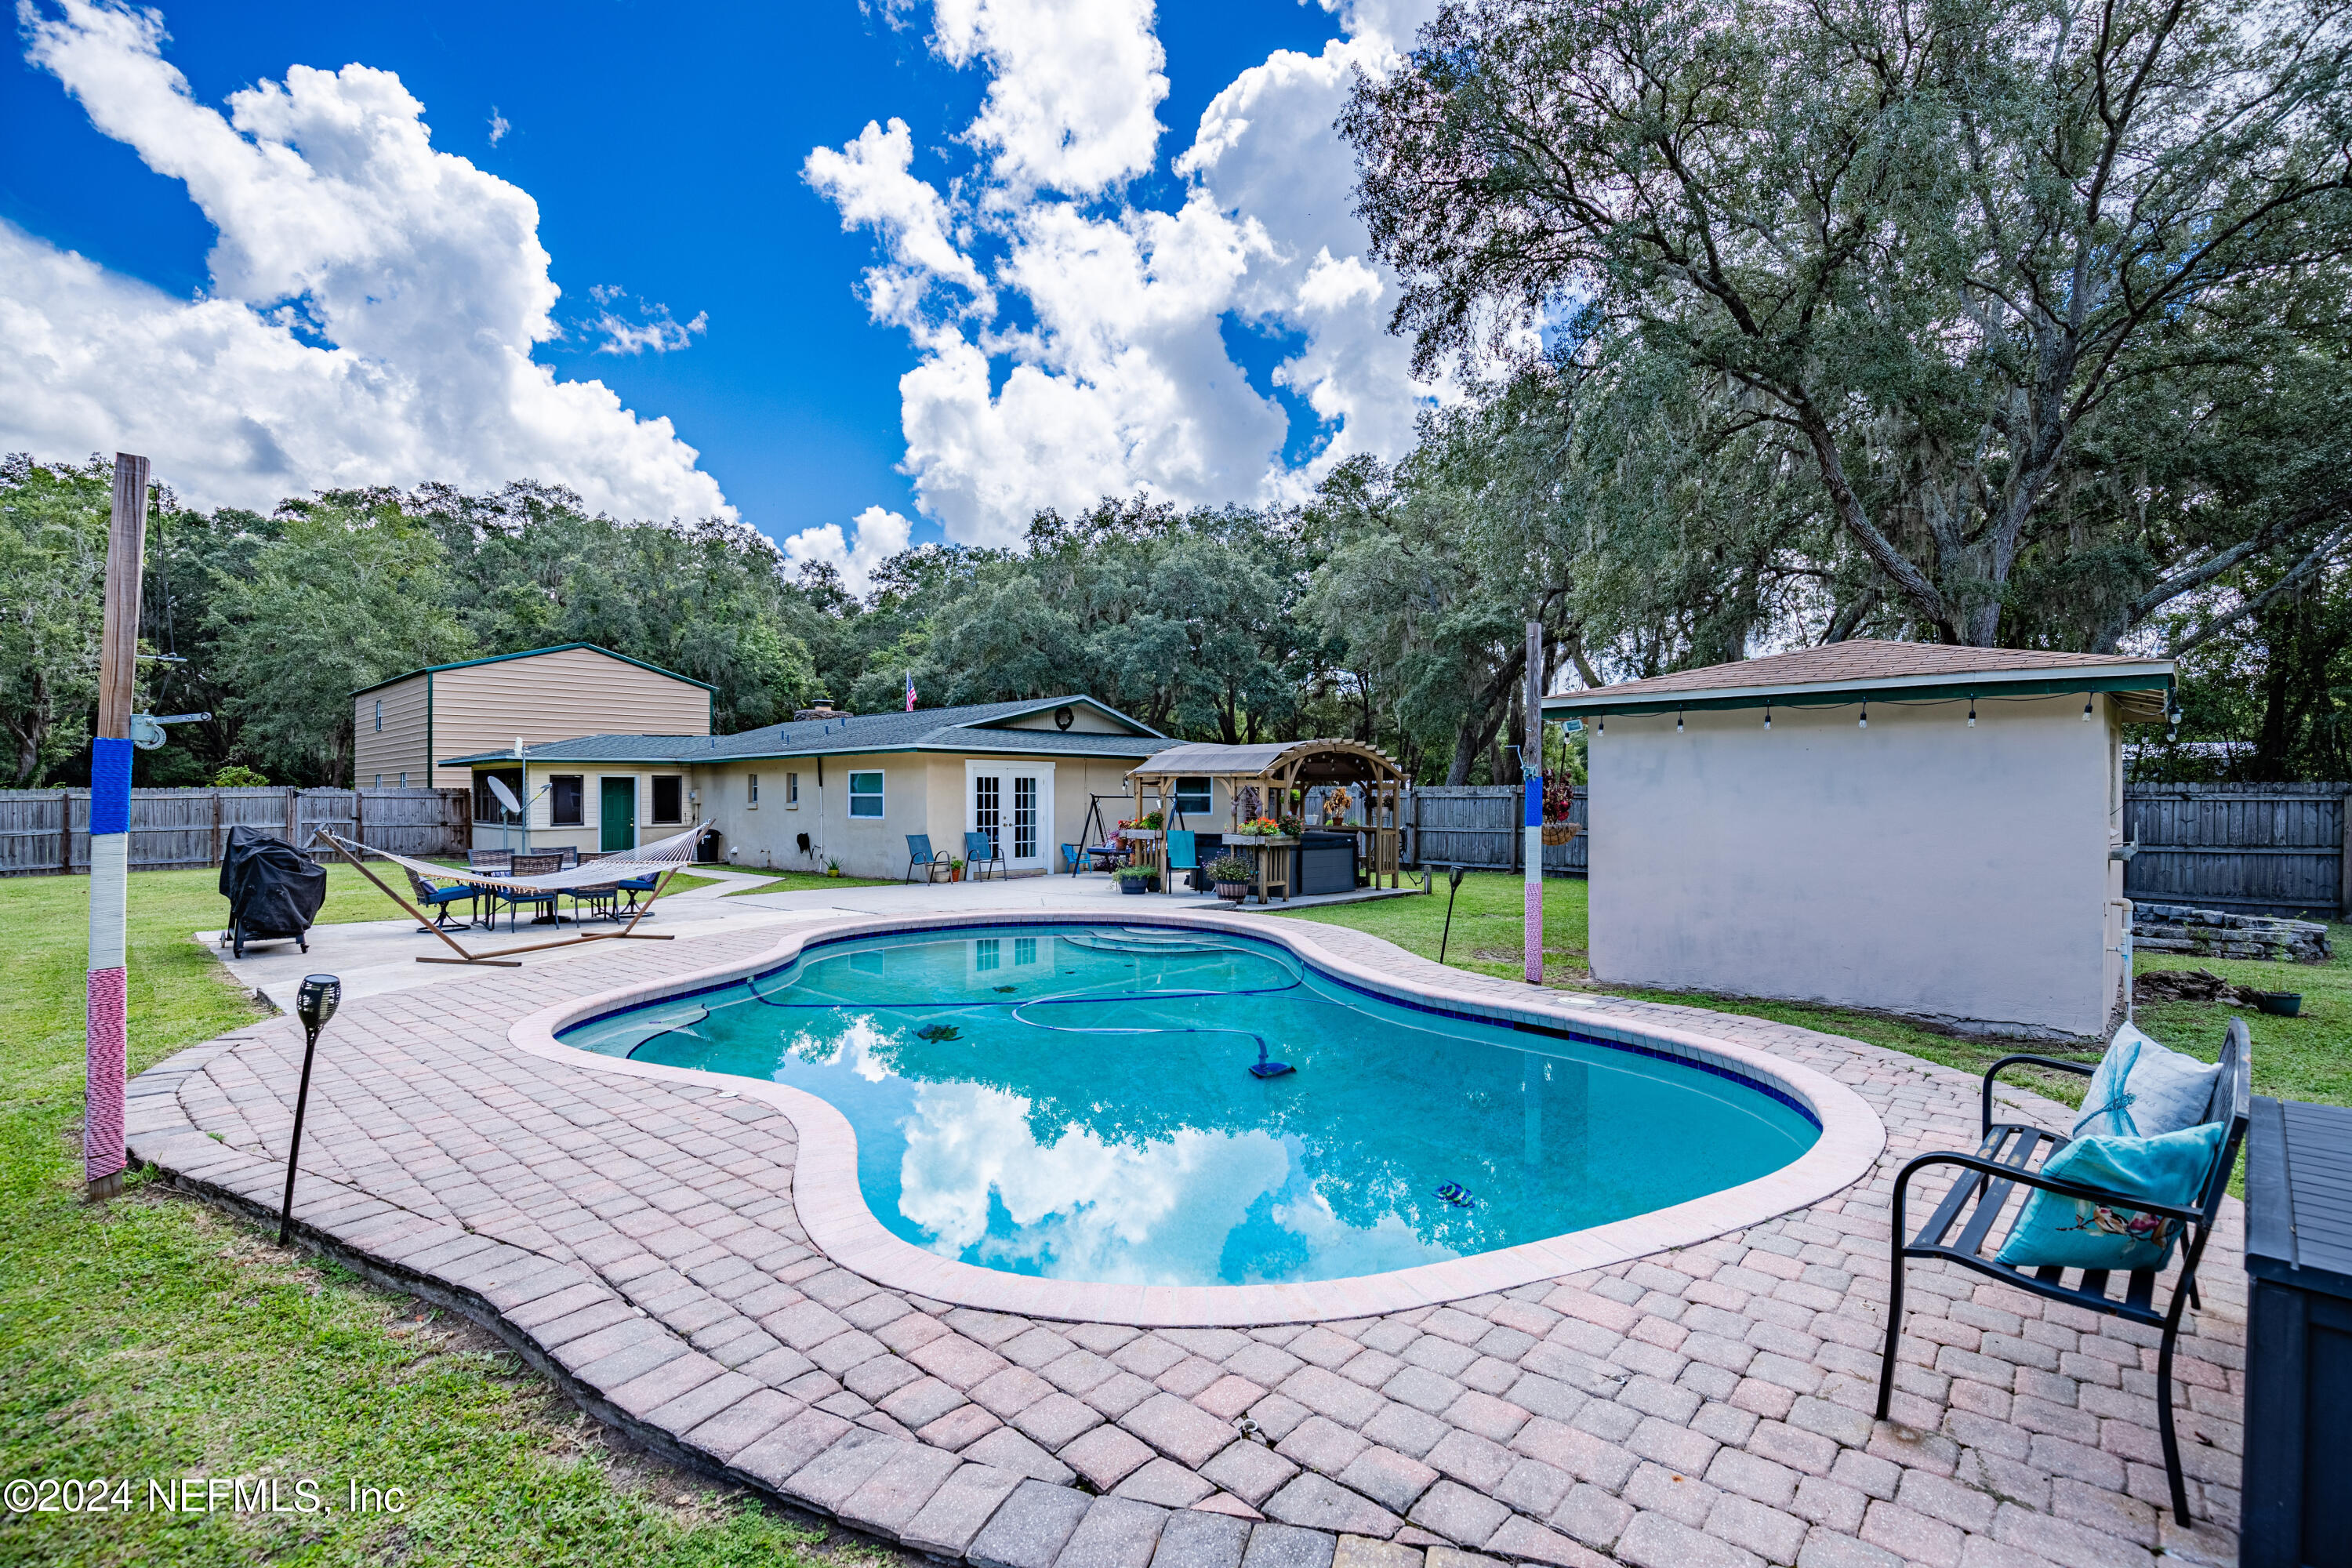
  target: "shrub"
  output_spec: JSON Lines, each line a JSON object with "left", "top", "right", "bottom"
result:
{"left": 212, "top": 764, "right": 269, "bottom": 788}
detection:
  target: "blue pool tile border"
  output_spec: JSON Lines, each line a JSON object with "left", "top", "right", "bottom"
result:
{"left": 560, "top": 916, "right": 1823, "bottom": 1134}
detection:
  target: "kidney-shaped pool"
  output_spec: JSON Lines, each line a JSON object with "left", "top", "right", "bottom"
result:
{"left": 560, "top": 924, "right": 1820, "bottom": 1288}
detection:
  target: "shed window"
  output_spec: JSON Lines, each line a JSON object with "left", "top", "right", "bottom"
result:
{"left": 748, "top": 773, "right": 759, "bottom": 807}
{"left": 1174, "top": 776, "right": 1211, "bottom": 818}
{"left": 372, "top": 775, "right": 381, "bottom": 789}
{"left": 786, "top": 771, "right": 800, "bottom": 807}
{"left": 550, "top": 775, "right": 584, "bottom": 826}
{"left": 651, "top": 775, "right": 684, "bottom": 825}
{"left": 849, "top": 771, "right": 884, "bottom": 818}
{"left": 474, "top": 768, "right": 523, "bottom": 823}
{"left": 374, "top": 699, "right": 383, "bottom": 732}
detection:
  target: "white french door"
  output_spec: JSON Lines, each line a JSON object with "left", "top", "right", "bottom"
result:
{"left": 965, "top": 760, "right": 1054, "bottom": 871}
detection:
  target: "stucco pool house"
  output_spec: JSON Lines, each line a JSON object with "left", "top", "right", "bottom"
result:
{"left": 1543, "top": 640, "right": 2176, "bottom": 1039}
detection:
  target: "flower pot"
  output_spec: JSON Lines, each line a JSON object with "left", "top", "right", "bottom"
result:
{"left": 949, "top": 868, "right": 962, "bottom": 882}
{"left": 1215, "top": 882, "right": 1250, "bottom": 901}
{"left": 2255, "top": 991, "right": 2303, "bottom": 1016}
{"left": 1541, "top": 823, "right": 1581, "bottom": 847}
{"left": 1119, "top": 879, "right": 1148, "bottom": 895}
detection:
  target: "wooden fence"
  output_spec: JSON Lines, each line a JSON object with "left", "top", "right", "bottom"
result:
{"left": 1406, "top": 786, "right": 1588, "bottom": 876}
{"left": 0, "top": 787, "right": 470, "bottom": 876}
{"left": 2122, "top": 782, "right": 2350, "bottom": 918}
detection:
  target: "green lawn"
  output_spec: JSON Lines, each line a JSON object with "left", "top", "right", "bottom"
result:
{"left": 720, "top": 869, "right": 896, "bottom": 896}
{"left": 0, "top": 865, "right": 865, "bottom": 1566}
{"left": 1281, "top": 873, "right": 2352, "bottom": 1112}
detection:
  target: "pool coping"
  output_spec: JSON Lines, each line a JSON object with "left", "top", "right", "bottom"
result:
{"left": 509, "top": 911, "right": 1886, "bottom": 1327}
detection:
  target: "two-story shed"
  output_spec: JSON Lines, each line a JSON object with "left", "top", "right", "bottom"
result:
{"left": 352, "top": 644, "right": 713, "bottom": 792}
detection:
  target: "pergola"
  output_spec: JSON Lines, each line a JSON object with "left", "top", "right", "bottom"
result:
{"left": 1125, "top": 739, "right": 1411, "bottom": 896}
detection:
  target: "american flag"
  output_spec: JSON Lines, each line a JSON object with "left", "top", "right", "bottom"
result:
{"left": 904, "top": 672, "right": 916, "bottom": 712}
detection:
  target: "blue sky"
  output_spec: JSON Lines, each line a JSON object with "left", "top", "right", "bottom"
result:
{"left": 2, "top": 0, "right": 1443, "bottom": 582}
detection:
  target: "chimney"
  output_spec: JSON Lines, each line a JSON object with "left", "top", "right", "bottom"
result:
{"left": 792, "top": 695, "right": 847, "bottom": 723}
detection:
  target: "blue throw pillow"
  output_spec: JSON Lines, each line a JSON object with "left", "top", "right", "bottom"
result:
{"left": 2071, "top": 1022, "right": 2220, "bottom": 1140}
{"left": 1993, "top": 1120, "right": 2226, "bottom": 1272}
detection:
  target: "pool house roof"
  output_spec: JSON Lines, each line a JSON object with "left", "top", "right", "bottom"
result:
{"left": 1540, "top": 639, "right": 2176, "bottom": 722}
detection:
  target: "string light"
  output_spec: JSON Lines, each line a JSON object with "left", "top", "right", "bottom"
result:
{"left": 1859, "top": 700, "right": 1868, "bottom": 729}
{"left": 1597, "top": 713, "right": 1605, "bottom": 736}
{"left": 2082, "top": 694, "right": 2095, "bottom": 720}
{"left": 1676, "top": 706, "right": 1684, "bottom": 732}
{"left": 1763, "top": 700, "right": 1772, "bottom": 731}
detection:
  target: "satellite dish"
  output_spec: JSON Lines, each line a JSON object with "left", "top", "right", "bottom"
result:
{"left": 487, "top": 775, "right": 522, "bottom": 814}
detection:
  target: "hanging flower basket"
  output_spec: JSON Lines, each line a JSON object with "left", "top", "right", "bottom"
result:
{"left": 1541, "top": 822, "right": 1582, "bottom": 847}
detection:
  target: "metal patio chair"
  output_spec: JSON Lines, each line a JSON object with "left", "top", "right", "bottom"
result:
{"left": 498, "top": 851, "right": 564, "bottom": 929}
{"left": 403, "top": 865, "right": 481, "bottom": 932}
{"left": 906, "top": 834, "right": 951, "bottom": 883}
{"left": 1878, "top": 1019, "right": 2252, "bottom": 1526}
{"left": 964, "top": 831, "right": 1004, "bottom": 880}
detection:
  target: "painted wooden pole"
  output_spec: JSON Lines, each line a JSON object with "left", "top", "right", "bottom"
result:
{"left": 86, "top": 452, "right": 149, "bottom": 1201}
{"left": 1524, "top": 619, "right": 1544, "bottom": 985}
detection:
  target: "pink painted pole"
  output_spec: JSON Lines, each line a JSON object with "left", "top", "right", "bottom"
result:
{"left": 1524, "top": 619, "right": 1544, "bottom": 985}
{"left": 86, "top": 452, "right": 148, "bottom": 1200}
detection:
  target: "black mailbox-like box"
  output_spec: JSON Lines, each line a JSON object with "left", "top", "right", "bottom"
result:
{"left": 2242, "top": 1094, "right": 2352, "bottom": 1567}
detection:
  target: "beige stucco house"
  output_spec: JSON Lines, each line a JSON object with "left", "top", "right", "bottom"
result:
{"left": 353, "top": 644, "right": 713, "bottom": 791}
{"left": 441, "top": 695, "right": 1182, "bottom": 878}
{"left": 1543, "top": 641, "right": 2174, "bottom": 1040}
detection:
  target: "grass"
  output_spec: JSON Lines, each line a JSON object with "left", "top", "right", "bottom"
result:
{"left": 1281, "top": 872, "right": 2352, "bottom": 1113}
{"left": 717, "top": 869, "right": 896, "bottom": 895}
{"left": 0, "top": 865, "right": 883, "bottom": 1566}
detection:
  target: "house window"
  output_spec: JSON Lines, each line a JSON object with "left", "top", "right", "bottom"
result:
{"left": 1174, "top": 777, "right": 1211, "bottom": 818}
{"left": 474, "top": 768, "right": 523, "bottom": 823}
{"left": 849, "top": 771, "right": 884, "bottom": 818}
{"left": 786, "top": 771, "right": 800, "bottom": 807}
{"left": 398, "top": 772, "right": 406, "bottom": 788}
{"left": 650, "top": 775, "right": 684, "bottom": 825}
{"left": 550, "top": 775, "right": 584, "bottom": 826}
{"left": 372, "top": 775, "right": 381, "bottom": 789}
{"left": 748, "top": 773, "right": 759, "bottom": 808}
{"left": 374, "top": 699, "right": 383, "bottom": 732}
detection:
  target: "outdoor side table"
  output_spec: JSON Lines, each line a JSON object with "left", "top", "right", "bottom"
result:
{"left": 2241, "top": 1094, "right": 2352, "bottom": 1568}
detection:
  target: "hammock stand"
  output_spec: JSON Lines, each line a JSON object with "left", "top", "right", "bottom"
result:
{"left": 306, "top": 827, "right": 692, "bottom": 967}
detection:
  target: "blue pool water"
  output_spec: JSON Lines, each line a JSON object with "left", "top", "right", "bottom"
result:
{"left": 561, "top": 925, "right": 1818, "bottom": 1287}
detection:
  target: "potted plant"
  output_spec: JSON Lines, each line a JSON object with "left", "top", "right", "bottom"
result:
{"left": 1136, "top": 810, "right": 1164, "bottom": 832}
{"left": 1541, "top": 776, "right": 1581, "bottom": 845}
{"left": 948, "top": 857, "right": 965, "bottom": 882}
{"left": 825, "top": 857, "right": 843, "bottom": 878}
{"left": 1207, "top": 854, "right": 1254, "bottom": 901}
{"left": 1113, "top": 864, "right": 1157, "bottom": 895}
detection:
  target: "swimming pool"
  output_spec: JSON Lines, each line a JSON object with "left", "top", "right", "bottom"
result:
{"left": 559, "top": 923, "right": 1821, "bottom": 1290}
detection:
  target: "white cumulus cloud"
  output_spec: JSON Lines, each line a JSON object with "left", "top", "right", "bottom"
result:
{"left": 4, "top": 0, "right": 730, "bottom": 522}
{"left": 806, "top": 0, "right": 1455, "bottom": 557}
{"left": 781, "top": 504, "right": 915, "bottom": 593}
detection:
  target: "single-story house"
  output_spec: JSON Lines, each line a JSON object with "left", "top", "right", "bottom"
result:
{"left": 441, "top": 695, "right": 1187, "bottom": 879}
{"left": 353, "top": 644, "right": 714, "bottom": 791}
{"left": 1542, "top": 640, "right": 2174, "bottom": 1039}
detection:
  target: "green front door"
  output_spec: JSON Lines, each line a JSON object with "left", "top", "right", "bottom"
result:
{"left": 600, "top": 777, "right": 636, "bottom": 853}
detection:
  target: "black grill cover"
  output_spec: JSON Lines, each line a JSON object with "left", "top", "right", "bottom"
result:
{"left": 218, "top": 826, "right": 328, "bottom": 938}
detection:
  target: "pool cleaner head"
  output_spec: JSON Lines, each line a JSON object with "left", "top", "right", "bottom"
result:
{"left": 1248, "top": 1040, "right": 1294, "bottom": 1079}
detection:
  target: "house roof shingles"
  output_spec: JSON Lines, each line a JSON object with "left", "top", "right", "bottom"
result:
{"left": 1542, "top": 639, "right": 2173, "bottom": 716}
{"left": 439, "top": 695, "right": 1178, "bottom": 768}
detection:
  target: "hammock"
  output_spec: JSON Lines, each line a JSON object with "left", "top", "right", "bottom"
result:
{"left": 305, "top": 824, "right": 702, "bottom": 967}
{"left": 320, "top": 821, "right": 707, "bottom": 894}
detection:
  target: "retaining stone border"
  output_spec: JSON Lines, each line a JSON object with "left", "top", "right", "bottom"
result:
{"left": 125, "top": 916, "right": 2247, "bottom": 1568}
{"left": 2132, "top": 904, "right": 2332, "bottom": 964}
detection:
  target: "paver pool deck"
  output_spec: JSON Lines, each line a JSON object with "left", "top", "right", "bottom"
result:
{"left": 127, "top": 913, "right": 2246, "bottom": 1568}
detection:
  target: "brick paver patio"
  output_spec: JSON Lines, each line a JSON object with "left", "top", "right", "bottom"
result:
{"left": 126, "top": 916, "right": 2245, "bottom": 1568}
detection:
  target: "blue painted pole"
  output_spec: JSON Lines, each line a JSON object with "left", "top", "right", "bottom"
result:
{"left": 1524, "top": 620, "right": 1543, "bottom": 985}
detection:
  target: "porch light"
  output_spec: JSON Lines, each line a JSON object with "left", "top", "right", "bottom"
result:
{"left": 1859, "top": 701, "right": 1867, "bottom": 729}
{"left": 2083, "top": 695, "right": 2095, "bottom": 720}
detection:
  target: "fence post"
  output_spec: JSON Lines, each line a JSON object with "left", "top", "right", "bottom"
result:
{"left": 285, "top": 788, "right": 298, "bottom": 846}
{"left": 2340, "top": 796, "right": 2350, "bottom": 920}
{"left": 354, "top": 789, "right": 365, "bottom": 854}
{"left": 59, "top": 790, "right": 71, "bottom": 874}
{"left": 211, "top": 790, "right": 223, "bottom": 866}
